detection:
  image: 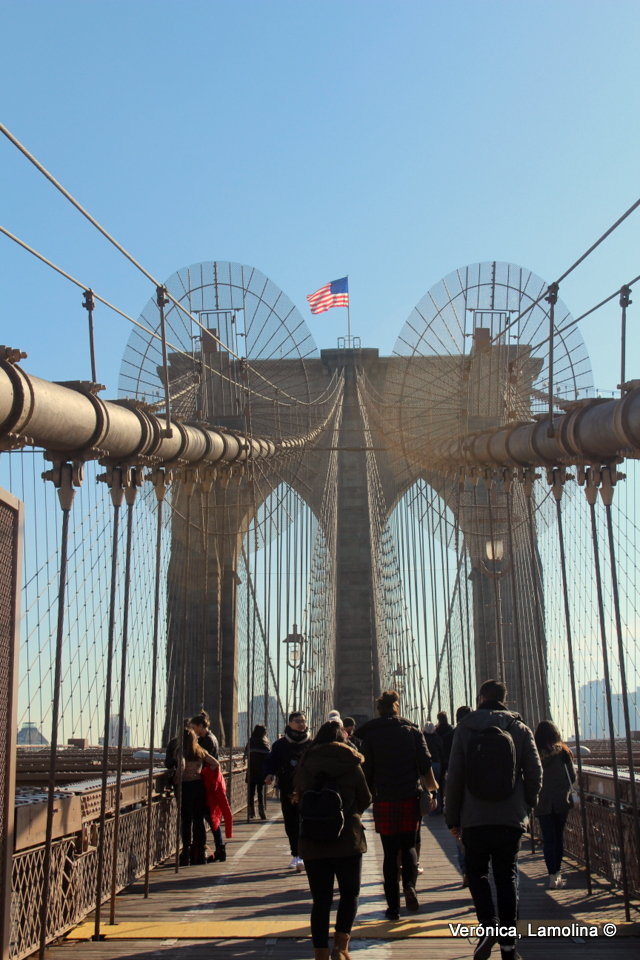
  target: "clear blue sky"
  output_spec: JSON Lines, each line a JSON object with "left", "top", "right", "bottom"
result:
{"left": 1, "top": 0, "right": 639, "bottom": 394}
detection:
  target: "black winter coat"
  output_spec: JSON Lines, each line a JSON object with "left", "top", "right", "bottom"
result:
{"left": 244, "top": 732, "right": 271, "bottom": 783}
{"left": 355, "top": 716, "right": 432, "bottom": 802}
{"left": 295, "top": 742, "right": 371, "bottom": 860}
{"left": 263, "top": 728, "right": 311, "bottom": 794}
{"left": 424, "top": 731, "right": 444, "bottom": 765}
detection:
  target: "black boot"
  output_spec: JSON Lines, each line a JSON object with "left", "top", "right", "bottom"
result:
{"left": 179, "top": 849, "right": 190, "bottom": 866}
{"left": 215, "top": 844, "right": 227, "bottom": 862}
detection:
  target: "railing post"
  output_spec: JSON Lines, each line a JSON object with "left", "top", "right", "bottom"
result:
{"left": 0, "top": 488, "right": 23, "bottom": 960}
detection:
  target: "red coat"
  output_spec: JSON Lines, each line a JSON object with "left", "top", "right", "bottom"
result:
{"left": 201, "top": 765, "right": 233, "bottom": 839}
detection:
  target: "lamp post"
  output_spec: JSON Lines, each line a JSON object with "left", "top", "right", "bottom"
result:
{"left": 283, "top": 624, "right": 306, "bottom": 712}
{"left": 482, "top": 540, "right": 510, "bottom": 681}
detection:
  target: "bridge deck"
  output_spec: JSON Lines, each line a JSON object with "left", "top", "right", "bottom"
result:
{"left": 47, "top": 803, "right": 639, "bottom": 959}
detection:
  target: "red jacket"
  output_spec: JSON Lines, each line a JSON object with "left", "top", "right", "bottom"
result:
{"left": 201, "top": 765, "right": 233, "bottom": 839}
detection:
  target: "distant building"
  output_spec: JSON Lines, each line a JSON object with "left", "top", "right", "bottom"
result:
{"left": 580, "top": 680, "right": 640, "bottom": 739}
{"left": 98, "top": 714, "right": 130, "bottom": 747}
{"left": 17, "top": 722, "right": 48, "bottom": 746}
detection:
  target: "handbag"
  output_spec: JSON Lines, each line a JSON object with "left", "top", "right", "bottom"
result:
{"left": 411, "top": 728, "right": 439, "bottom": 816}
{"left": 565, "top": 757, "right": 579, "bottom": 808}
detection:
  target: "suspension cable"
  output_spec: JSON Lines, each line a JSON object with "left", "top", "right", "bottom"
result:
{"left": 0, "top": 123, "right": 330, "bottom": 406}
{"left": 553, "top": 488, "right": 593, "bottom": 896}
{"left": 487, "top": 195, "right": 640, "bottom": 345}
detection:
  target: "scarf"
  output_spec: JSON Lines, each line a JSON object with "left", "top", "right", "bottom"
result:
{"left": 284, "top": 726, "right": 310, "bottom": 744}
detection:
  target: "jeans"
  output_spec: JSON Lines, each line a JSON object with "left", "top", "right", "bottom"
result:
{"left": 281, "top": 791, "right": 299, "bottom": 857}
{"left": 380, "top": 831, "right": 418, "bottom": 910}
{"left": 180, "top": 780, "right": 207, "bottom": 853}
{"left": 212, "top": 825, "right": 223, "bottom": 848}
{"left": 462, "top": 825, "right": 523, "bottom": 948}
{"left": 304, "top": 855, "right": 362, "bottom": 948}
{"left": 538, "top": 812, "right": 568, "bottom": 875}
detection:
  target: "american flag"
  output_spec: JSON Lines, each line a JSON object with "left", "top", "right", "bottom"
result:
{"left": 306, "top": 277, "right": 349, "bottom": 314}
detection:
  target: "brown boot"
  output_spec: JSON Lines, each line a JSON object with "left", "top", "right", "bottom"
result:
{"left": 313, "top": 950, "right": 330, "bottom": 960}
{"left": 331, "top": 932, "right": 351, "bottom": 960}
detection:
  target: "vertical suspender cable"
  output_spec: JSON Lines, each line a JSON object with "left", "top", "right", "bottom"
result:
{"left": 174, "top": 479, "right": 194, "bottom": 872}
{"left": 505, "top": 479, "right": 526, "bottom": 719}
{"left": 93, "top": 473, "right": 123, "bottom": 941}
{"left": 603, "top": 491, "right": 640, "bottom": 864}
{"left": 144, "top": 471, "right": 167, "bottom": 897}
{"left": 545, "top": 283, "right": 559, "bottom": 438}
{"left": 82, "top": 289, "right": 98, "bottom": 384}
{"left": 553, "top": 484, "right": 592, "bottom": 895}
{"left": 524, "top": 477, "right": 550, "bottom": 716}
{"left": 38, "top": 464, "right": 76, "bottom": 960}
{"left": 586, "top": 485, "right": 630, "bottom": 918}
{"left": 156, "top": 286, "right": 173, "bottom": 440}
{"left": 109, "top": 477, "right": 138, "bottom": 922}
{"left": 619, "top": 285, "right": 631, "bottom": 396}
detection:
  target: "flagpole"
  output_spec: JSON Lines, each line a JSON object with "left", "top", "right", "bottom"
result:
{"left": 347, "top": 275, "right": 351, "bottom": 344}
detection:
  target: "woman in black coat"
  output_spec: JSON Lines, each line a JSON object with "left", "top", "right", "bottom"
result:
{"left": 294, "top": 721, "right": 371, "bottom": 960}
{"left": 534, "top": 721, "right": 576, "bottom": 889}
{"left": 244, "top": 724, "right": 271, "bottom": 819}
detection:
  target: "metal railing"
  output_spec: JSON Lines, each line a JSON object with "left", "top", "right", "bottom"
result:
{"left": 530, "top": 767, "right": 640, "bottom": 897}
{"left": 10, "top": 755, "right": 251, "bottom": 960}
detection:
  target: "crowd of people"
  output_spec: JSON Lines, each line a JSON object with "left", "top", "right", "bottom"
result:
{"left": 165, "top": 683, "right": 577, "bottom": 960}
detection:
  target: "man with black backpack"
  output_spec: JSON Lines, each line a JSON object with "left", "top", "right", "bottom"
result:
{"left": 445, "top": 680, "right": 542, "bottom": 960}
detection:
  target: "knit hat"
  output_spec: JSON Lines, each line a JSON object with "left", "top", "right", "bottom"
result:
{"left": 423, "top": 721, "right": 435, "bottom": 734}
{"left": 328, "top": 709, "right": 342, "bottom": 724}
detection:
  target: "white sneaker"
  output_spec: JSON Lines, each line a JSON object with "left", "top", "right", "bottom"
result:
{"left": 554, "top": 872, "right": 564, "bottom": 888}
{"left": 417, "top": 864, "right": 424, "bottom": 875}
{"left": 296, "top": 857, "right": 305, "bottom": 873}
{"left": 288, "top": 857, "right": 298, "bottom": 869}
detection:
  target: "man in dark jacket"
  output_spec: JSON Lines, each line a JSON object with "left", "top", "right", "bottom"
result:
{"left": 356, "top": 692, "right": 434, "bottom": 919}
{"left": 264, "top": 711, "right": 310, "bottom": 871}
{"left": 445, "top": 680, "right": 542, "bottom": 960}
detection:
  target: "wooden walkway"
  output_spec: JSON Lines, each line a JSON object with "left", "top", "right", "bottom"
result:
{"left": 46, "top": 800, "right": 640, "bottom": 960}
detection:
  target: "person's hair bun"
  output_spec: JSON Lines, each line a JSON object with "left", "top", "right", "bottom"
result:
{"left": 377, "top": 690, "right": 400, "bottom": 715}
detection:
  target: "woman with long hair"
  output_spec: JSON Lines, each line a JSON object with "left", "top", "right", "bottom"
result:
{"left": 356, "top": 691, "right": 436, "bottom": 921}
{"left": 534, "top": 720, "right": 576, "bottom": 888}
{"left": 171, "top": 725, "right": 219, "bottom": 865}
{"left": 294, "top": 720, "right": 371, "bottom": 960}
{"left": 244, "top": 723, "right": 271, "bottom": 820}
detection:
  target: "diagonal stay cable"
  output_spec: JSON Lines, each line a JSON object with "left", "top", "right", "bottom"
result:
{"left": 487, "top": 195, "right": 640, "bottom": 345}
{"left": 0, "top": 122, "right": 322, "bottom": 406}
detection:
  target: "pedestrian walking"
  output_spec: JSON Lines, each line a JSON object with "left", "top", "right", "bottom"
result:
{"left": 441, "top": 705, "right": 473, "bottom": 882}
{"left": 533, "top": 721, "right": 576, "bottom": 889}
{"left": 445, "top": 679, "right": 542, "bottom": 960}
{"left": 342, "top": 717, "right": 362, "bottom": 751}
{"left": 356, "top": 690, "right": 437, "bottom": 921}
{"left": 422, "top": 722, "right": 444, "bottom": 813}
{"left": 264, "top": 710, "right": 311, "bottom": 871}
{"left": 294, "top": 720, "right": 371, "bottom": 960}
{"left": 244, "top": 723, "right": 271, "bottom": 820}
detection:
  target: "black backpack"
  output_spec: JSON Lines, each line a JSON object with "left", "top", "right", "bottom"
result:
{"left": 465, "top": 720, "right": 517, "bottom": 802}
{"left": 299, "top": 776, "right": 345, "bottom": 842}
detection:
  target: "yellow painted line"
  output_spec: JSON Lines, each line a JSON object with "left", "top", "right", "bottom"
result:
{"left": 67, "top": 918, "right": 640, "bottom": 940}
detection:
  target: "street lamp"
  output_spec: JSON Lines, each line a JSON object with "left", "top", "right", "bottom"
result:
{"left": 283, "top": 624, "right": 306, "bottom": 712}
{"left": 482, "top": 540, "right": 509, "bottom": 681}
